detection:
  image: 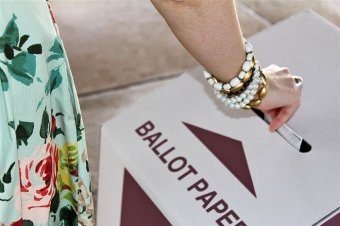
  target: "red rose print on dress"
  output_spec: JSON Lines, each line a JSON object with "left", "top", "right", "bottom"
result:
{"left": 18, "top": 139, "right": 58, "bottom": 224}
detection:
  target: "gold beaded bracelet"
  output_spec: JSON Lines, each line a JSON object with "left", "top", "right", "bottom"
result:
{"left": 244, "top": 72, "right": 268, "bottom": 109}
{"left": 204, "top": 39, "right": 268, "bottom": 110}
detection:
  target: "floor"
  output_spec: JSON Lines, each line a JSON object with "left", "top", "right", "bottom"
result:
{"left": 49, "top": 0, "right": 340, "bottom": 219}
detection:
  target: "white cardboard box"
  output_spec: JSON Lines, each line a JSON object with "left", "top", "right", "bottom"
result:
{"left": 97, "top": 11, "right": 340, "bottom": 226}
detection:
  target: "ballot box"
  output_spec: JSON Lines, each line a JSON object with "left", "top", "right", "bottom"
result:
{"left": 97, "top": 10, "right": 340, "bottom": 226}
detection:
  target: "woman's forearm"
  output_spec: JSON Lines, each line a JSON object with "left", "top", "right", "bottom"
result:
{"left": 150, "top": 0, "right": 245, "bottom": 82}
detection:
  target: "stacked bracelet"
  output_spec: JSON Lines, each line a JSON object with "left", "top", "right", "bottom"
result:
{"left": 203, "top": 39, "right": 268, "bottom": 110}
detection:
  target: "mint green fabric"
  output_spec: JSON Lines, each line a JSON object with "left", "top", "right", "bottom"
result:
{"left": 0, "top": 1, "right": 94, "bottom": 225}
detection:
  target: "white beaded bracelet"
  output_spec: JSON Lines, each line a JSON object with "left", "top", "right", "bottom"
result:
{"left": 215, "top": 65, "right": 264, "bottom": 109}
{"left": 215, "top": 72, "right": 267, "bottom": 109}
{"left": 203, "top": 39, "right": 268, "bottom": 109}
{"left": 204, "top": 40, "right": 255, "bottom": 94}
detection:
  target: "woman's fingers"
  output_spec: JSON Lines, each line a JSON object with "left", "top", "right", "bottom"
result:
{"left": 265, "top": 109, "right": 279, "bottom": 119}
{"left": 269, "top": 103, "right": 299, "bottom": 131}
{"left": 257, "top": 64, "right": 302, "bottom": 131}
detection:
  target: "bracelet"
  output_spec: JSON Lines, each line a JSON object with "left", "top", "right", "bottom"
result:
{"left": 203, "top": 39, "right": 268, "bottom": 110}
{"left": 204, "top": 40, "right": 254, "bottom": 94}
{"left": 214, "top": 67, "right": 267, "bottom": 109}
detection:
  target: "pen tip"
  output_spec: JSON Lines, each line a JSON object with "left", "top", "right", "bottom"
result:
{"left": 300, "top": 140, "right": 312, "bottom": 153}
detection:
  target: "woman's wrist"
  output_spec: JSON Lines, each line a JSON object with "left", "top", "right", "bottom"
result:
{"left": 203, "top": 39, "right": 268, "bottom": 110}
{"left": 206, "top": 41, "right": 246, "bottom": 83}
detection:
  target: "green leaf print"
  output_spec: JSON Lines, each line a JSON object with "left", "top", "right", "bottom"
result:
{"left": 4, "top": 44, "right": 14, "bottom": 59}
{"left": 40, "top": 108, "right": 50, "bottom": 141}
{"left": 50, "top": 190, "right": 60, "bottom": 214}
{"left": 0, "top": 14, "right": 19, "bottom": 52}
{"left": 45, "top": 67, "right": 62, "bottom": 94}
{"left": 60, "top": 205, "right": 77, "bottom": 226}
{"left": 75, "top": 113, "right": 84, "bottom": 141}
{"left": 2, "top": 162, "right": 15, "bottom": 184}
{"left": 18, "top": 34, "right": 29, "bottom": 48}
{"left": 47, "top": 53, "right": 61, "bottom": 63}
{"left": 0, "top": 180, "right": 4, "bottom": 193}
{"left": 36, "top": 97, "right": 44, "bottom": 111}
{"left": 8, "top": 51, "right": 36, "bottom": 85}
{"left": 64, "top": 192, "right": 76, "bottom": 205}
{"left": 55, "top": 128, "right": 65, "bottom": 137}
{"left": 36, "top": 77, "right": 43, "bottom": 83}
{"left": 8, "top": 121, "right": 15, "bottom": 129}
{"left": 0, "top": 67, "right": 9, "bottom": 91}
{"left": 27, "top": 43, "right": 42, "bottom": 54}
{"left": 86, "top": 160, "right": 89, "bottom": 172}
{"left": 47, "top": 38, "right": 64, "bottom": 63}
{"left": 16, "top": 121, "right": 34, "bottom": 147}
{"left": 23, "top": 220, "right": 34, "bottom": 226}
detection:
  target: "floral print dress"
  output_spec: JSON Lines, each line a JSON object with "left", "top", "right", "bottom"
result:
{"left": 0, "top": 1, "right": 94, "bottom": 225}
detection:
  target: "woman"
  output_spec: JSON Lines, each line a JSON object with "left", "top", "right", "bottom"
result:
{"left": 0, "top": 0, "right": 301, "bottom": 225}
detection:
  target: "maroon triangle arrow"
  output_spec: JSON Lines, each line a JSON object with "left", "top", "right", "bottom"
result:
{"left": 320, "top": 212, "right": 340, "bottom": 226}
{"left": 183, "top": 122, "right": 257, "bottom": 198}
{"left": 120, "top": 169, "right": 172, "bottom": 226}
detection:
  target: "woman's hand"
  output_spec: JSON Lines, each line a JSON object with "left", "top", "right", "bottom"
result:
{"left": 256, "top": 64, "right": 302, "bottom": 131}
